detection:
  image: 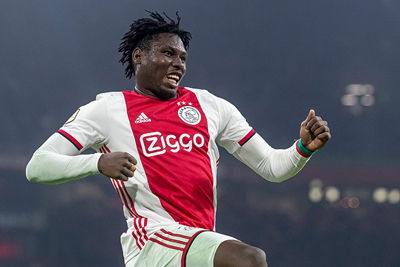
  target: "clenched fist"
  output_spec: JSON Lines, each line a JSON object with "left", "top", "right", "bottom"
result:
{"left": 98, "top": 152, "right": 137, "bottom": 181}
{"left": 300, "top": 109, "right": 331, "bottom": 151}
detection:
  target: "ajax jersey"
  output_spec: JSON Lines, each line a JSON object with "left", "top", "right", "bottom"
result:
{"left": 58, "top": 87, "right": 254, "bottom": 261}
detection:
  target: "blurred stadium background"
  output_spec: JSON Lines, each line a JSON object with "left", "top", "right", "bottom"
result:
{"left": 1, "top": 0, "right": 399, "bottom": 266}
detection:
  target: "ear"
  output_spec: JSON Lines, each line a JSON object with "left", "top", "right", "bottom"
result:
{"left": 132, "top": 48, "right": 144, "bottom": 65}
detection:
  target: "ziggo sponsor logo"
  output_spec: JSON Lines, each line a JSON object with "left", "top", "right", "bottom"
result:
{"left": 140, "top": 132, "right": 205, "bottom": 157}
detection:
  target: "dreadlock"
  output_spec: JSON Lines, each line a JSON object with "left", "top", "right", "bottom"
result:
{"left": 118, "top": 11, "right": 192, "bottom": 79}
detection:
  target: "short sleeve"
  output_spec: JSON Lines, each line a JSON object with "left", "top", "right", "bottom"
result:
{"left": 215, "top": 97, "right": 255, "bottom": 154}
{"left": 58, "top": 97, "right": 108, "bottom": 151}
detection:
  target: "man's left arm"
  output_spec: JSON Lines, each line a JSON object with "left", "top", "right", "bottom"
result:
{"left": 233, "top": 109, "right": 331, "bottom": 182}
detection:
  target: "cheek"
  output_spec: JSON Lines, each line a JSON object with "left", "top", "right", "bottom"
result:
{"left": 154, "top": 60, "right": 170, "bottom": 76}
{"left": 143, "top": 60, "right": 166, "bottom": 76}
{"left": 150, "top": 57, "right": 168, "bottom": 67}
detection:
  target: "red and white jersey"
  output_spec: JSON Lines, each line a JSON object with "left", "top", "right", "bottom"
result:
{"left": 58, "top": 87, "right": 254, "bottom": 260}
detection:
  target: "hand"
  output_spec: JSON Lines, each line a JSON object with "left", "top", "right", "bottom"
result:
{"left": 300, "top": 109, "right": 331, "bottom": 151}
{"left": 98, "top": 152, "right": 137, "bottom": 181}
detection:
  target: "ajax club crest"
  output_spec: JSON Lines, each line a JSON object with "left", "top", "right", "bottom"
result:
{"left": 178, "top": 105, "right": 201, "bottom": 125}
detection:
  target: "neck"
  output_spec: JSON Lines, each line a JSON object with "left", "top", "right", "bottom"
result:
{"left": 134, "top": 86, "right": 156, "bottom": 98}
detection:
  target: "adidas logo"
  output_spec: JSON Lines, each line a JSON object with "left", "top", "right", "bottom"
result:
{"left": 135, "top": 112, "right": 151, "bottom": 124}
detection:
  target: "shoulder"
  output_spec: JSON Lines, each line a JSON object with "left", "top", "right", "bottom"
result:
{"left": 95, "top": 91, "right": 124, "bottom": 102}
{"left": 74, "top": 91, "right": 124, "bottom": 116}
{"left": 183, "top": 87, "right": 230, "bottom": 106}
{"left": 184, "top": 87, "right": 214, "bottom": 97}
{"left": 83, "top": 91, "right": 125, "bottom": 109}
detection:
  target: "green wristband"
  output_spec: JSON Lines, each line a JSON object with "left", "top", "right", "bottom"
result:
{"left": 298, "top": 139, "right": 315, "bottom": 157}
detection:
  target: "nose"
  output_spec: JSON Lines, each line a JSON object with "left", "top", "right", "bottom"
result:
{"left": 172, "top": 56, "right": 186, "bottom": 74}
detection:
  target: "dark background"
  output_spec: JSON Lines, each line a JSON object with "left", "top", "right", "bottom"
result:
{"left": 1, "top": 0, "right": 399, "bottom": 266}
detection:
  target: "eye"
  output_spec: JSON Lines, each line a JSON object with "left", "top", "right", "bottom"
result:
{"left": 180, "top": 56, "right": 187, "bottom": 63}
{"left": 164, "top": 50, "right": 173, "bottom": 56}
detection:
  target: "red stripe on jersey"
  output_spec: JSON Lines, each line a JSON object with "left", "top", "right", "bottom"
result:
{"left": 102, "top": 145, "right": 140, "bottom": 218}
{"left": 111, "top": 179, "right": 124, "bottom": 204}
{"left": 106, "top": 151, "right": 128, "bottom": 216}
{"left": 104, "top": 144, "right": 111, "bottom": 153}
{"left": 141, "top": 218, "right": 149, "bottom": 241}
{"left": 149, "top": 238, "right": 184, "bottom": 251}
{"left": 123, "top": 88, "right": 215, "bottom": 230}
{"left": 58, "top": 129, "right": 83, "bottom": 150}
{"left": 133, "top": 218, "right": 145, "bottom": 246}
{"left": 160, "top": 229, "right": 190, "bottom": 240}
{"left": 154, "top": 232, "right": 187, "bottom": 245}
{"left": 116, "top": 180, "right": 135, "bottom": 218}
{"left": 238, "top": 128, "right": 255, "bottom": 146}
{"left": 131, "top": 230, "right": 142, "bottom": 250}
{"left": 120, "top": 181, "right": 139, "bottom": 217}
{"left": 181, "top": 230, "right": 207, "bottom": 267}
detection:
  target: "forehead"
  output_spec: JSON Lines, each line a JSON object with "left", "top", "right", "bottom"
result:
{"left": 150, "top": 33, "right": 186, "bottom": 53}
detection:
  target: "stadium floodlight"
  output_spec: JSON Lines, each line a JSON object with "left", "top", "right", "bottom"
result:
{"left": 373, "top": 187, "right": 388, "bottom": 203}
{"left": 341, "top": 84, "right": 375, "bottom": 115}
{"left": 341, "top": 94, "right": 358, "bottom": 106}
{"left": 309, "top": 187, "right": 323, "bottom": 202}
{"left": 325, "top": 186, "right": 340, "bottom": 202}
{"left": 360, "top": 94, "right": 375, "bottom": 106}
{"left": 388, "top": 189, "right": 400, "bottom": 204}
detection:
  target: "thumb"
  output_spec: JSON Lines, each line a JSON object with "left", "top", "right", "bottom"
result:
{"left": 305, "top": 109, "right": 315, "bottom": 124}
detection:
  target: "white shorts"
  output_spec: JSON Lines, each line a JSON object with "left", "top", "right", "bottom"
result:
{"left": 125, "top": 224, "right": 236, "bottom": 267}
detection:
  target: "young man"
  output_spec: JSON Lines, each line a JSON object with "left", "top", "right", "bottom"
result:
{"left": 26, "top": 12, "right": 331, "bottom": 267}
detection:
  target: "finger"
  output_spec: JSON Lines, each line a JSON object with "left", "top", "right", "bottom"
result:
{"left": 126, "top": 154, "right": 138, "bottom": 165}
{"left": 313, "top": 125, "right": 330, "bottom": 136}
{"left": 116, "top": 174, "right": 129, "bottom": 181}
{"left": 301, "top": 109, "right": 314, "bottom": 127}
{"left": 310, "top": 120, "right": 327, "bottom": 132}
{"left": 123, "top": 162, "right": 136, "bottom": 172}
{"left": 316, "top": 132, "right": 331, "bottom": 142}
{"left": 306, "top": 116, "right": 321, "bottom": 130}
{"left": 305, "top": 109, "right": 315, "bottom": 124}
{"left": 121, "top": 168, "right": 135, "bottom": 178}
{"left": 123, "top": 161, "right": 136, "bottom": 173}
{"left": 123, "top": 160, "right": 132, "bottom": 168}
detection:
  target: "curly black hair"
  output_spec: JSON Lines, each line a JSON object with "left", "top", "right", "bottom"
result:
{"left": 118, "top": 11, "right": 192, "bottom": 79}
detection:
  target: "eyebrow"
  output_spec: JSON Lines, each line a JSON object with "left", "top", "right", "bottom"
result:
{"left": 166, "top": 46, "right": 188, "bottom": 57}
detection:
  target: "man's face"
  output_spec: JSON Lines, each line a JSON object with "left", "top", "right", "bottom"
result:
{"left": 134, "top": 33, "right": 187, "bottom": 100}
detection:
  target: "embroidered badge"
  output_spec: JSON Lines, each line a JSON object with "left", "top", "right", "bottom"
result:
{"left": 178, "top": 106, "right": 201, "bottom": 125}
{"left": 64, "top": 109, "right": 80, "bottom": 125}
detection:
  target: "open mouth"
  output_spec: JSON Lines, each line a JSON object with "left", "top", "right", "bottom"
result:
{"left": 166, "top": 74, "right": 181, "bottom": 85}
